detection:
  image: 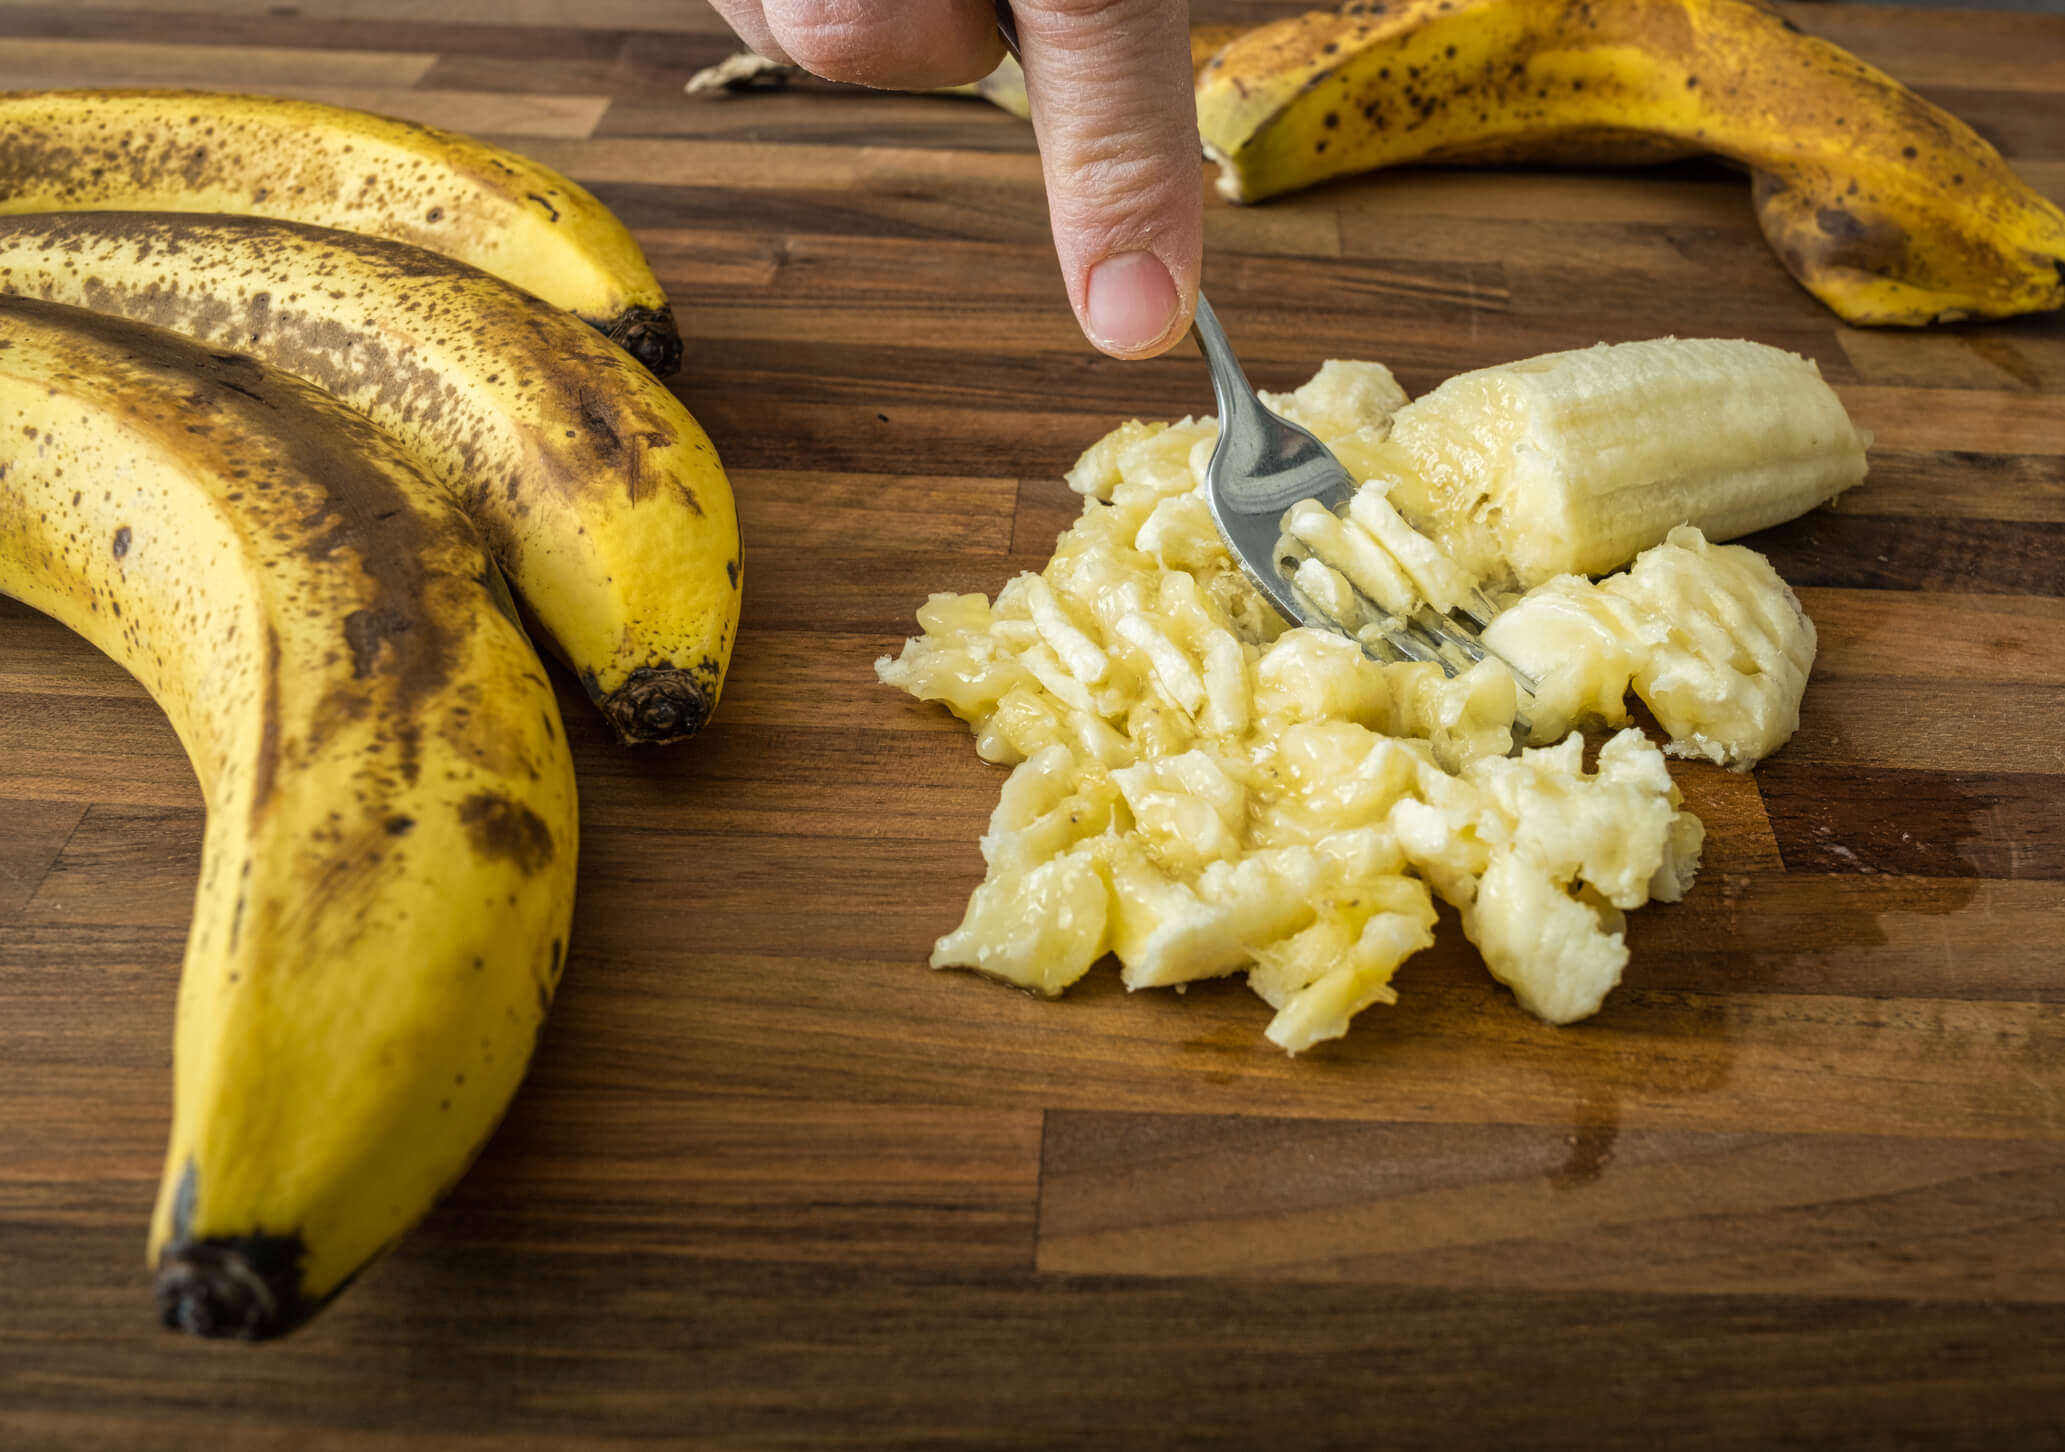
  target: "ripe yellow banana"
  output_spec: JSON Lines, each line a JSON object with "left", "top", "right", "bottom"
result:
{"left": 0, "top": 88, "right": 684, "bottom": 372}
{"left": 0, "top": 295, "right": 579, "bottom": 1339}
{"left": 1196, "top": 0, "right": 2065, "bottom": 325}
{"left": 0, "top": 211, "right": 741, "bottom": 743}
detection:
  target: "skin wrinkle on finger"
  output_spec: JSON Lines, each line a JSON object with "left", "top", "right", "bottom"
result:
{"left": 761, "top": 0, "right": 1005, "bottom": 90}
{"left": 1043, "top": 144, "right": 1184, "bottom": 248}
{"left": 1025, "top": 83, "right": 1201, "bottom": 252}
{"left": 1039, "top": 109, "right": 1190, "bottom": 189}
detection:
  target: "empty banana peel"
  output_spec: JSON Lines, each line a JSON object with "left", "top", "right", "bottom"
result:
{"left": 1194, "top": 0, "right": 2065, "bottom": 326}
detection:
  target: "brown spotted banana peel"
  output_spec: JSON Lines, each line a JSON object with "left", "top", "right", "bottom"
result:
{"left": 0, "top": 211, "right": 742, "bottom": 744}
{"left": 0, "top": 88, "right": 685, "bottom": 372}
{"left": 0, "top": 295, "right": 578, "bottom": 1339}
{"left": 1194, "top": 0, "right": 2065, "bottom": 325}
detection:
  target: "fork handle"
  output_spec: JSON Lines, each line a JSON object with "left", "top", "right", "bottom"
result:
{"left": 1189, "top": 293, "right": 1263, "bottom": 430}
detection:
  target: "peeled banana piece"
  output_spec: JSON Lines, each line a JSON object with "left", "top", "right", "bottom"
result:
{"left": 1196, "top": 0, "right": 2065, "bottom": 325}
{"left": 1362, "top": 336, "right": 1872, "bottom": 588}
{"left": 0, "top": 89, "right": 684, "bottom": 371}
{"left": 0, "top": 211, "right": 741, "bottom": 744}
{"left": 0, "top": 295, "right": 579, "bottom": 1339}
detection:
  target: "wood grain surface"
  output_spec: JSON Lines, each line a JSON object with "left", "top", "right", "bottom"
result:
{"left": 2, "top": 1, "right": 2063, "bottom": 1446}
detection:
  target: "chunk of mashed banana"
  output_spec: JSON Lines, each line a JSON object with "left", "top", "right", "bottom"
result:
{"left": 879, "top": 361, "right": 1752, "bottom": 1050}
{"left": 1482, "top": 527, "right": 1818, "bottom": 768}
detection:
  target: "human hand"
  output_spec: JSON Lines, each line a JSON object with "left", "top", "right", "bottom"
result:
{"left": 703, "top": 0, "right": 1202, "bottom": 359}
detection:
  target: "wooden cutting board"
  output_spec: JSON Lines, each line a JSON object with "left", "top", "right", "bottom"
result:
{"left": 2, "top": 1, "right": 2061, "bottom": 1444}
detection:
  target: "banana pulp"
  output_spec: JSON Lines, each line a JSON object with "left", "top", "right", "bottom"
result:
{"left": 1335, "top": 337, "right": 1870, "bottom": 589}
{"left": 0, "top": 88, "right": 685, "bottom": 371}
{"left": 1267, "top": 341, "right": 1845, "bottom": 766}
{"left": 0, "top": 211, "right": 743, "bottom": 744}
{"left": 882, "top": 338, "right": 1868, "bottom": 1046}
{"left": 878, "top": 374, "right": 1704, "bottom": 1046}
{"left": 0, "top": 296, "right": 579, "bottom": 1339}
{"left": 1482, "top": 525, "right": 1819, "bottom": 766}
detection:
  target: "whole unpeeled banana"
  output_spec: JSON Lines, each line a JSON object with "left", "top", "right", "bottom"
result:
{"left": 0, "top": 89, "right": 684, "bottom": 372}
{"left": 1193, "top": 0, "right": 2065, "bottom": 325}
{"left": 0, "top": 211, "right": 741, "bottom": 744}
{"left": 0, "top": 295, "right": 579, "bottom": 1339}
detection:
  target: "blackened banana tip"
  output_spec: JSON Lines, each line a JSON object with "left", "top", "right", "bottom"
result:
{"left": 600, "top": 664, "right": 713, "bottom": 745}
{"left": 602, "top": 305, "right": 684, "bottom": 377}
{"left": 154, "top": 1239, "right": 303, "bottom": 1341}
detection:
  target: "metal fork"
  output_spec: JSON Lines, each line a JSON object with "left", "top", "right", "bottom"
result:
{"left": 1192, "top": 296, "right": 1517, "bottom": 675}
{"left": 993, "top": 2, "right": 1522, "bottom": 683}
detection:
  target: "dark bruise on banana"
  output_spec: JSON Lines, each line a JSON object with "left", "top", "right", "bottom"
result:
{"left": 0, "top": 210, "right": 743, "bottom": 745}
{"left": 0, "top": 88, "right": 684, "bottom": 374}
{"left": 0, "top": 295, "right": 579, "bottom": 1339}
{"left": 1194, "top": 0, "right": 2065, "bottom": 326}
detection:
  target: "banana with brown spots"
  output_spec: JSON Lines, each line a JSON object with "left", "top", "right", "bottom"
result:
{"left": 0, "top": 294, "right": 579, "bottom": 1339}
{"left": 1194, "top": 0, "right": 2065, "bottom": 326}
{"left": 0, "top": 88, "right": 684, "bottom": 373}
{"left": 0, "top": 211, "right": 741, "bottom": 744}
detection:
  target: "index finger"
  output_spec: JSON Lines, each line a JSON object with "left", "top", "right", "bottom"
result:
{"left": 1011, "top": 0, "right": 1203, "bottom": 359}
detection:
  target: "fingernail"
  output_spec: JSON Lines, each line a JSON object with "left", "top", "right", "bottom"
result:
{"left": 1085, "top": 251, "right": 1179, "bottom": 355}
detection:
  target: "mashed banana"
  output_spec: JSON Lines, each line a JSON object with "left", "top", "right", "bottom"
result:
{"left": 883, "top": 365, "right": 1677, "bottom": 1048}
{"left": 881, "top": 347, "right": 1849, "bottom": 1049}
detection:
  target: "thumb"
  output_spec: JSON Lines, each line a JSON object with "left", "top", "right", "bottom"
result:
{"left": 1013, "top": 0, "right": 1202, "bottom": 359}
